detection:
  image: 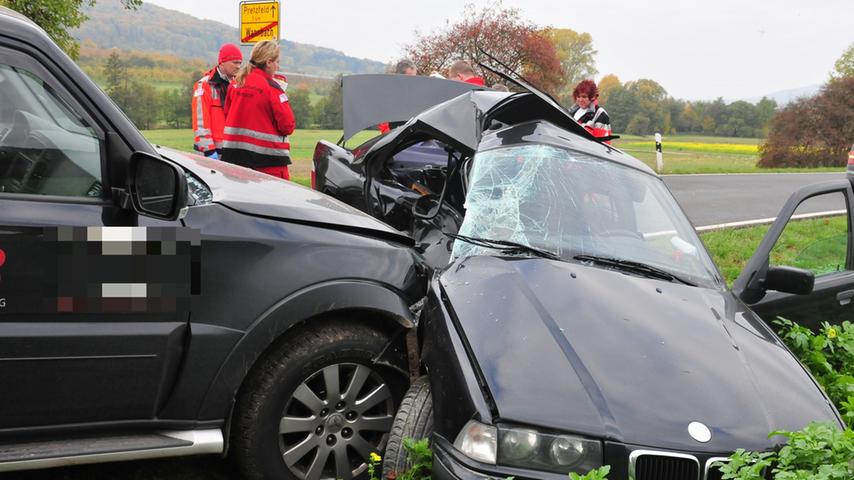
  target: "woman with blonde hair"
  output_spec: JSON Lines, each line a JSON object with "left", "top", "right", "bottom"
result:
{"left": 222, "top": 40, "right": 296, "bottom": 179}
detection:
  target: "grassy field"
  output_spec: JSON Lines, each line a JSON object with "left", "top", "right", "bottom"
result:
{"left": 143, "top": 130, "right": 845, "bottom": 183}
{"left": 611, "top": 134, "right": 841, "bottom": 174}
{"left": 700, "top": 215, "right": 848, "bottom": 285}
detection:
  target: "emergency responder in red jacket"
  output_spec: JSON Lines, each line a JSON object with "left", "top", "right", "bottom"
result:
{"left": 568, "top": 79, "right": 612, "bottom": 142}
{"left": 192, "top": 44, "right": 243, "bottom": 159}
{"left": 222, "top": 40, "right": 296, "bottom": 180}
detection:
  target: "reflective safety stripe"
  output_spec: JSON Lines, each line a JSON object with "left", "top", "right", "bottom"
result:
{"left": 194, "top": 128, "right": 212, "bottom": 136}
{"left": 196, "top": 93, "right": 206, "bottom": 133}
{"left": 593, "top": 122, "right": 610, "bottom": 131}
{"left": 222, "top": 140, "right": 290, "bottom": 157}
{"left": 196, "top": 137, "right": 215, "bottom": 149}
{"left": 224, "top": 126, "right": 288, "bottom": 144}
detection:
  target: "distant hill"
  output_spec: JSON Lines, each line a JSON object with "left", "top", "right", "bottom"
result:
{"left": 73, "top": 0, "right": 386, "bottom": 77}
{"left": 743, "top": 84, "right": 822, "bottom": 106}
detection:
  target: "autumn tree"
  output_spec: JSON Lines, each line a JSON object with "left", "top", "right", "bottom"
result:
{"left": 597, "top": 74, "right": 620, "bottom": 106}
{"left": 404, "top": 3, "right": 565, "bottom": 94}
{"left": 0, "top": 0, "right": 142, "bottom": 60}
{"left": 759, "top": 76, "right": 854, "bottom": 168}
{"left": 546, "top": 28, "right": 597, "bottom": 103}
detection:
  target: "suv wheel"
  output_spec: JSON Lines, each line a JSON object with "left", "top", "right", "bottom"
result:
{"left": 231, "top": 321, "right": 406, "bottom": 480}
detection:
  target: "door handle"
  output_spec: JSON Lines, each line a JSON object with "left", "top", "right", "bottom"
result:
{"left": 837, "top": 289, "right": 854, "bottom": 306}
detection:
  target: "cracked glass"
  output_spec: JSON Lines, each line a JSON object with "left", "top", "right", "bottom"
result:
{"left": 451, "top": 144, "right": 721, "bottom": 287}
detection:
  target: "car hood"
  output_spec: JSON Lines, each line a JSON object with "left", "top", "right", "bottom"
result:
{"left": 157, "top": 147, "right": 412, "bottom": 244}
{"left": 440, "top": 255, "right": 839, "bottom": 452}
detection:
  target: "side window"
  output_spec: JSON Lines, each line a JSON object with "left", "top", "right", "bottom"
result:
{"left": 770, "top": 192, "right": 849, "bottom": 276}
{"left": 0, "top": 63, "right": 102, "bottom": 198}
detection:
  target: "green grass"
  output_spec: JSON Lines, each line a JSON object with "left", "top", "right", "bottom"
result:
{"left": 700, "top": 216, "right": 848, "bottom": 285}
{"left": 142, "top": 129, "right": 845, "bottom": 182}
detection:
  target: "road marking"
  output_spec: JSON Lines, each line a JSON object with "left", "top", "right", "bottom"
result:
{"left": 695, "top": 209, "right": 846, "bottom": 232}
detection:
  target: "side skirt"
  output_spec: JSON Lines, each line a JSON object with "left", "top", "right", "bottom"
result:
{"left": 0, "top": 429, "right": 223, "bottom": 472}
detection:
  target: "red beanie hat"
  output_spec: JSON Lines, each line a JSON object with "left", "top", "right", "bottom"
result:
{"left": 218, "top": 44, "right": 243, "bottom": 64}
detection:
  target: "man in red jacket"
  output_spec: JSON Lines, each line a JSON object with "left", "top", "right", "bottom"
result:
{"left": 449, "top": 60, "right": 485, "bottom": 86}
{"left": 192, "top": 44, "right": 243, "bottom": 159}
{"left": 222, "top": 40, "right": 296, "bottom": 179}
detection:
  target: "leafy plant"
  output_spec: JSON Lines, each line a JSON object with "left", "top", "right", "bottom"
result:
{"left": 396, "top": 438, "right": 433, "bottom": 480}
{"left": 568, "top": 465, "right": 611, "bottom": 480}
{"left": 716, "top": 423, "right": 854, "bottom": 479}
{"left": 774, "top": 318, "right": 854, "bottom": 428}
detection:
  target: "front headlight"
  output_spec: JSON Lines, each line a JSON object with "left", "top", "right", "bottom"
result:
{"left": 454, "top": 420, "right": 602, "bottom": 475}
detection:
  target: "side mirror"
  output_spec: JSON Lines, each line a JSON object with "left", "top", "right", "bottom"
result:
{"left": 764, "top": 266, "right": 814, "bottom": 295}
{"left": 128, "top": 152, "right": 188, "bottom": 221}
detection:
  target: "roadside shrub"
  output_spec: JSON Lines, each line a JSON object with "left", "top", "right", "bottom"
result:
{"left": 774, "top": 318, "right": 854, "bottom": 428}
{"left": 758, "top": 76, "right": 854, "bottom": 168}
{"left": 716, "top": 423, "right": 854, "bottom": 479}
{"left": 719, "top": 318, "right": 854, "bottom": 479}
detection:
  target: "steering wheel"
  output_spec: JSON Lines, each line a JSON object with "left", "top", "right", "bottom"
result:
{"left": 596, "top": 229, "right": 644, "bottom": 240}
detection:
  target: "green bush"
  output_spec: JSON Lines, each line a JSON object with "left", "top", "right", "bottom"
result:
{"left": 718, "top": 318, "right": 854, "bottom": 479}
{"left": 774, "top": 318, "right": 854, "bottom": 428}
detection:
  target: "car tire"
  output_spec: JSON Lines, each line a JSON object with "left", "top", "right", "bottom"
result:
{"left": 231, "top": 321, "right": 406, "bottom": 480}
{"left": 381, "top": 376, "right": 433, "bottom": 477}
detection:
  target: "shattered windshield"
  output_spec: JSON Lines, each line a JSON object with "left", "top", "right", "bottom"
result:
{"left": 451, "top": 144, "right": 722, "bottom": 288}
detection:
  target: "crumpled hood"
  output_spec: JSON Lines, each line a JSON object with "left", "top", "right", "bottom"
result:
{"left": 440, "top": 256, "right": 838, "bottom": 452}
{"left": 158, "top": 147, "right": 411, "bottom": 244}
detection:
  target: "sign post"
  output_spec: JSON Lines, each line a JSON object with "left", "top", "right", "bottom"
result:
{"left": 655, "top": 132, "right": 663, "bottom": 173}
{"left": 239, "top": 1, "right": 280, "bottom": 45}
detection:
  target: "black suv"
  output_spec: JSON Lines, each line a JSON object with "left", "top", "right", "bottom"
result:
{"left": 0, "top": 8, "right": 424, "bottom": 480}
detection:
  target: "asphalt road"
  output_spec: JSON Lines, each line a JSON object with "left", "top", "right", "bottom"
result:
{"left": 663, "top": 172, "right": 846, "bottom": 228}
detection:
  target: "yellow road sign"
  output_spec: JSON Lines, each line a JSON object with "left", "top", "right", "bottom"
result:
{"left": 239, "top": 1, "right": 280, "bottom": 44}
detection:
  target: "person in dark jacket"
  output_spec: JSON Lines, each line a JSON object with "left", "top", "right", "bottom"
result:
{"left": 222, "top": 40, "right": 296, "bottom": 179}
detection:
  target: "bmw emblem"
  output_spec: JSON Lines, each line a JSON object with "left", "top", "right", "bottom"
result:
{"left": 688, "top": 422, "right": 712, "bottom": 443}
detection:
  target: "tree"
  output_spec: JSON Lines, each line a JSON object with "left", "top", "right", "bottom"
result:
{"left": 545, "top": 28, "right": 597, "bottom": 101}
{"left": 755, "top": 96, "right": 777, "bottom": 135}
{"left": 315, "top": 74, "right": 343, "bottom": 129}
{"left": 759, "top": 76, "right": 854, "bottom": 168}
{"left": 0, "top": 0, "right": 142, "bottom": 60}
{"left": 404, "top": 2, "right": 565, "bottom": 94}
{"left": 288, "top": 86, "right": 313, "bottom": 129}
{"left": 831, "top": 43, "right": 854, "bottom": 79}
{"left": 597, "top": 74, "right": 621, "bottom": 106}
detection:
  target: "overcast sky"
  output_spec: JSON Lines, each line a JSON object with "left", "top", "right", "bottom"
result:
{"left": 146, "top": 0, "right": 852, "bottom": 101}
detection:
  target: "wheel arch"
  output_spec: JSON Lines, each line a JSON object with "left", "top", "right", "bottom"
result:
{"left": 197, "top": 279, "right": 417, "bottom": 422}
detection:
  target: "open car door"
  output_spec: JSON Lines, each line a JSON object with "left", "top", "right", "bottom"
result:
{"left": 734, "top": 179, "right": 854, "bottom": 331}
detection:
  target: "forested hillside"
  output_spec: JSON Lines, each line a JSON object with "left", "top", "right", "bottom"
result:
{"left": 73, "top": 0, "right": 386, "bottom": 76}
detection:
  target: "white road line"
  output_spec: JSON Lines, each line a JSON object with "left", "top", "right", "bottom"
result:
{"left": 695, "top": 210, "right": 847, "bottom": 232}
{"left": 662, "top": 172, "right": 844, "bottom": 177}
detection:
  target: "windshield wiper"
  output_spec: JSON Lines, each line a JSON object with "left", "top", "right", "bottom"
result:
{"left": 573, "top": 254, "right": 696, "bottom": 286}
{"left": 447, "top": 233, "right": 563, "bottom": 261}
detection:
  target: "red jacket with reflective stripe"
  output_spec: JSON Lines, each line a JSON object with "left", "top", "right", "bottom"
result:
{"left": 192, "top": 67, "right": 230, "bottom": 153}
{"left": 222, "top": 67, "right": 296, "bottom": 168}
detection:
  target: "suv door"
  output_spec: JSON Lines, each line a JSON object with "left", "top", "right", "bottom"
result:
{"left": 0, "top": 46, "right": 189, "bottom": 429}
{"left": 735, "top": 180, "right": 854, "bottom": 331}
